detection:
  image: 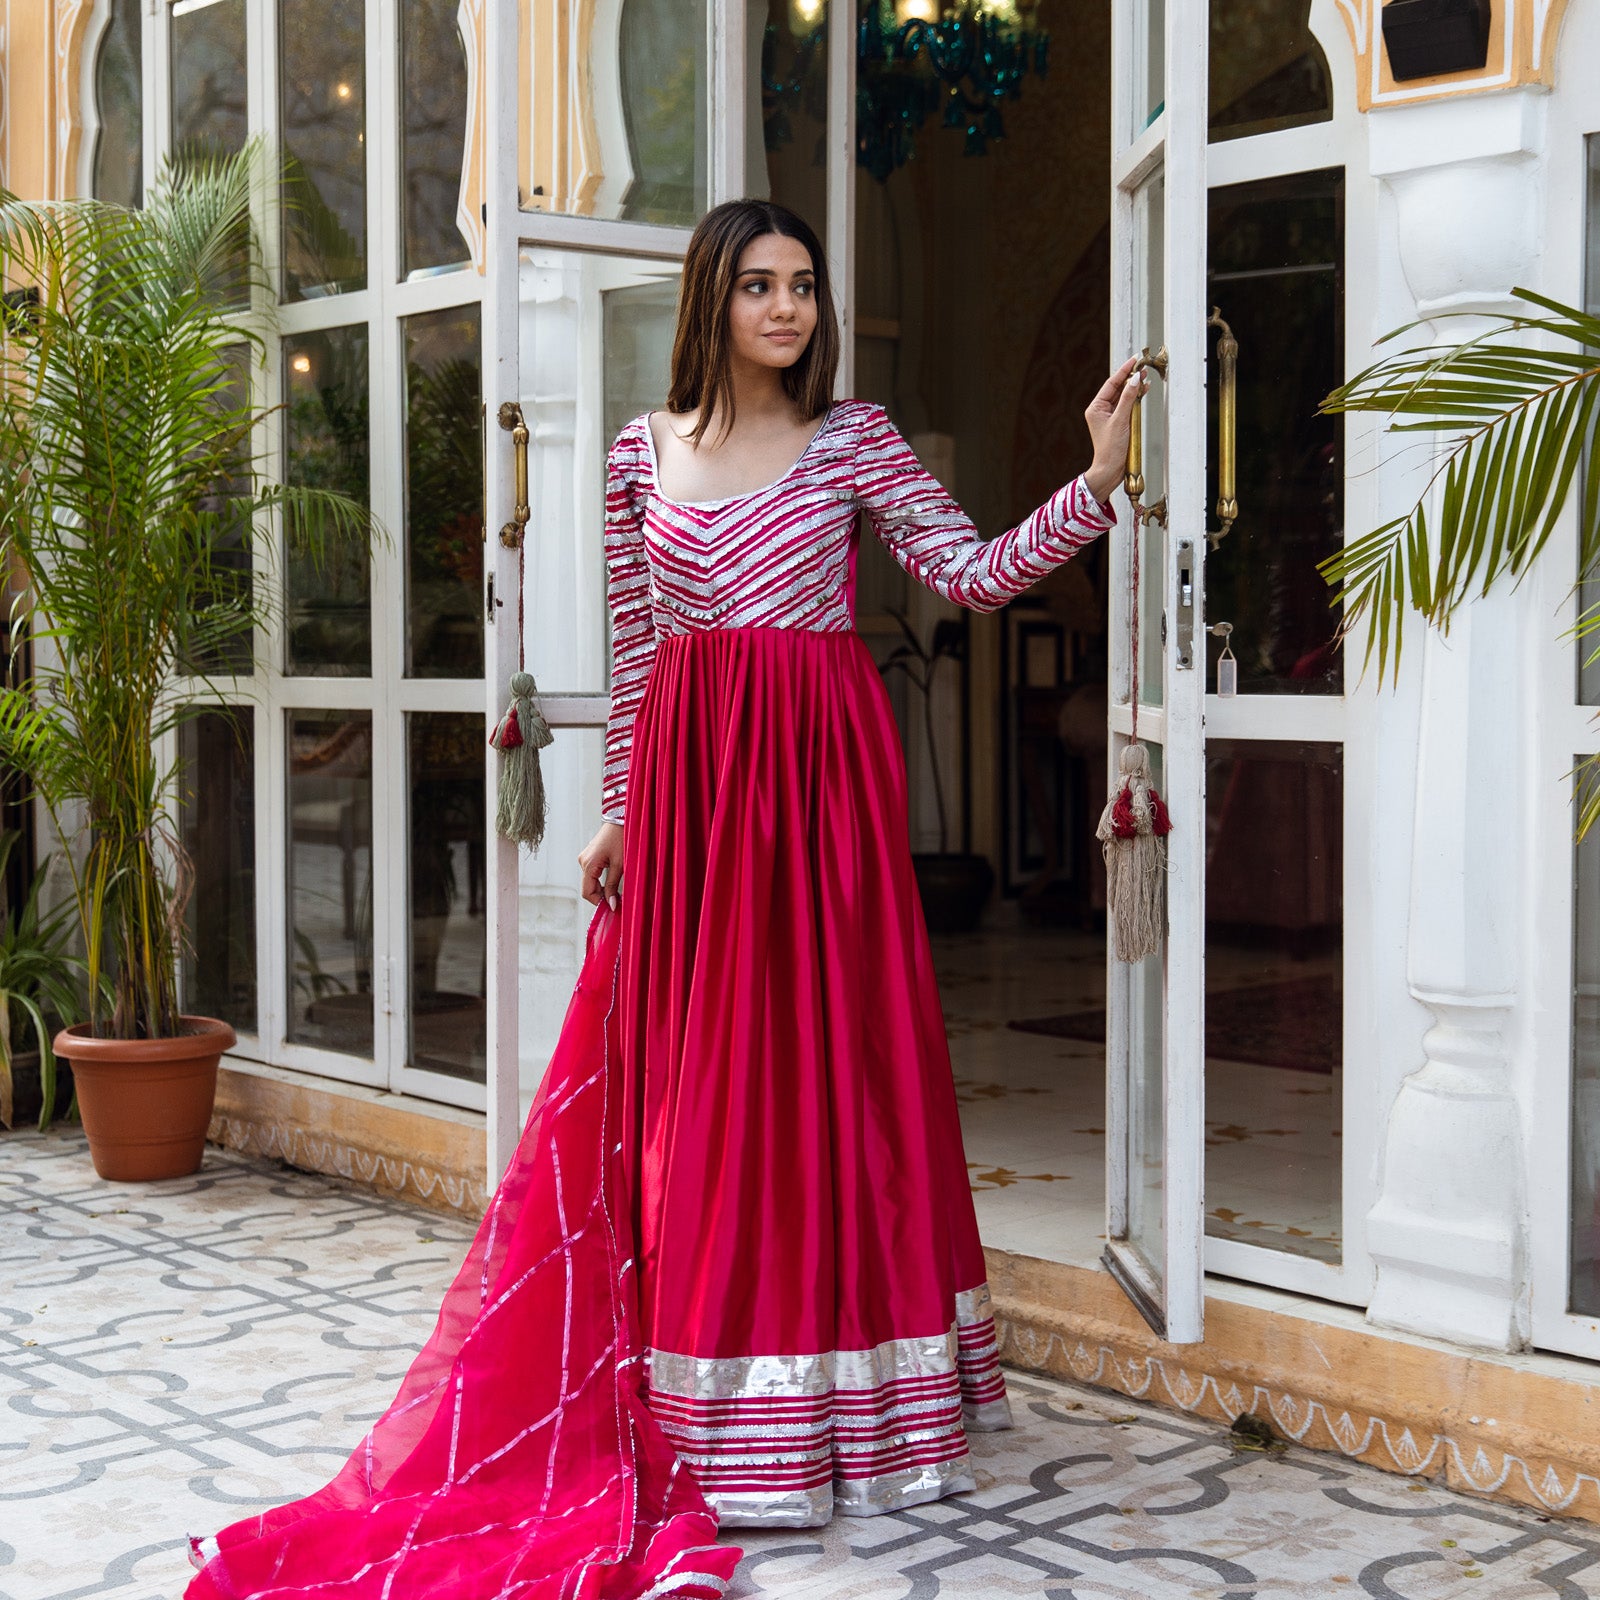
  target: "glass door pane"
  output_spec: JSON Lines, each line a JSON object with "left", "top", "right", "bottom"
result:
{"left": 1104, "top": 0, "right": 1208, "bottom": 1346}
{"left": 509, "top": 248, "right": 678, "bottom": 1094}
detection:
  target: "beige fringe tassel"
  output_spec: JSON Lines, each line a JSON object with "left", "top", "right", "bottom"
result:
{"left": 1095, "top": 742, "right": 1172, "bottom": 964}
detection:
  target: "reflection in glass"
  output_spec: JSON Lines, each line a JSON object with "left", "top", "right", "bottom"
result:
{"left": 180, "top": 709, "right": 256, "bottom": 1033}
{"left": 284, "top": 327, "right": 371, "bottom": 676}
{"left": 172, "top": 0, "right": 246, "bottom": 160}
{"left": 1205, "top": 170, "right": 1343, "bottom": 696}
{"left": 405, "top": 307, "right": 483, "bottom": 678}
{"left": 287, "top": 711, "right": 373, "bottom": 1056}
{"left": 1136, "top": 175, "right": 1165, "bottom": 709}
{"left": 520, "top": 0, "right": 708, "bottom": 227}
{"left": 1573, "top": 790, "right": 1600, "bottom": 1314}
{"left": 1204, "top": 739, "right": 1342, "bottom": 1262}
{"left": 593, "top": 260, "right": 678, "bottom": 695}
{"left": 188, "top": 343, "right": 255, "bottom": 676}
{"left": 281, "top": 0, "right": 367, "bottom": 299}
{"left": 409, "top": 714, "right": 486, "bottom": 1082}
{"left": 92, "top": 0, "right": 143, "bottom": 208}
{"left": 402, "top": 0, "right": 472, "bottom": 277}
{"left": 1209, "top": 0, "right": 1332, "bottom": 143}
{"left": 756, "top": 0, "right": 828, "bottom": 240}
{"left": 1124, "top": 738, "right": 1166, "bottom": 1274}
{"left": 1143, "top": 0, "right": 1165, "bottom": 127}
{"left": 1578, "top": 137, "right": 1600, "bottom": 705}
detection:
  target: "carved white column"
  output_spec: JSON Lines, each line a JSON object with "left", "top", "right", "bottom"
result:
{"left": 1362, "top": 92, "right": 1545, "bottom": 1351}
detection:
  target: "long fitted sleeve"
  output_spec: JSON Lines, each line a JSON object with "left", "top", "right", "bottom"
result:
{"left": 601, "top": 438, "right": 657, "bottom": 826}
{"left": 853, "top": 402, "right": 1114, "bottom": 609}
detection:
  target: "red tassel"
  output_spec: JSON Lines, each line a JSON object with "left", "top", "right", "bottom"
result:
{"left": 492, "top": 706, "right": 523, "bottom": 751}
{"left": 1149, "top": 787, "right": 1172, "bottom": 837}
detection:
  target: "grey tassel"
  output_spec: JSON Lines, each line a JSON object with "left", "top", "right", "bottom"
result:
{"left": 490, "top": 670, "right": 556, "bottom": 850}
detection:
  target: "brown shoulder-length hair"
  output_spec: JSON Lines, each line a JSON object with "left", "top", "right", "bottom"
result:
{"left": 665, "top": 199, "right": 839, "bottom": 448}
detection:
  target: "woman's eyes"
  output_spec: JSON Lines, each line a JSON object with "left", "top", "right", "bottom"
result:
{"left": 746, "top": 281, "right": 813, "bottom": 295}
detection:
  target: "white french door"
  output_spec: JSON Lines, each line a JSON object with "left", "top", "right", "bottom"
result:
{"left": 1104, "top": 3, "right": 1374, "bottom": 1338}
{"left": 1103, "top": 0, "right": 1209, "bottom": 1344}
{"left": 481, "top": 0, "right": 858, "bottom": 1178}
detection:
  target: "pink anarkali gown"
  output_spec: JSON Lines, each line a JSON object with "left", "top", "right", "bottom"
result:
{"left": 185, "top": 399, "right": 1112, "bottom": 1599}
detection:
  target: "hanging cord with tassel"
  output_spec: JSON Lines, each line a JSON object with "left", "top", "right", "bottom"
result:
{"left": 1096, "top": 500, "right": 1172, "bottom": 963}
{"left": 488, "top": 488, "right": 555, "bottom": 850}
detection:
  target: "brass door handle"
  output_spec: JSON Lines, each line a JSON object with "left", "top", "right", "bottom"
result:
{"left": 1125, "top": 345, "right": 1168, "bottom": 526}
{"left": 498, "top": 401, "right": 529, "bottom": 549}
{"left": 1207, "top": 308, "right": 1238, "bottom": 546}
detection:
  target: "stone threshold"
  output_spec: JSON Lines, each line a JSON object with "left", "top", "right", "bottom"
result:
{"left": 987, "top": 1247, "right": 1600, "bottom": 1526}
{"left": 207, "top": 1056, "right": 488, "bottom": 1216}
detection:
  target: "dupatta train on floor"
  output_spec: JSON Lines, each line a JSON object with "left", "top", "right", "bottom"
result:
{"left": 184, "top": 906, "right": 741, "bottom": 1600}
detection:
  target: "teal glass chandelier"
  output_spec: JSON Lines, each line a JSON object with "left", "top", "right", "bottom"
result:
{"left": 762, "top": 0, "right": 1052, "bottom": 183}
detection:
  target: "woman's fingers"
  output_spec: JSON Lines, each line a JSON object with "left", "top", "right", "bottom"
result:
{"left": 1089, "top": 355, "right": 1141, "bottom": 416}
{"left": 602, "top": 855, "right": 623, "bottom": 912}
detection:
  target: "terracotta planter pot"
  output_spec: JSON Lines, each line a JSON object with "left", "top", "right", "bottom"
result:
{"left": 52, "top": 1016, "right": 236, "bottom": 1181}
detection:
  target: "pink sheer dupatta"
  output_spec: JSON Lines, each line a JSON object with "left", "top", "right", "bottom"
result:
{"left": 185, "top": 906, "right": 742, "bottom": 1600}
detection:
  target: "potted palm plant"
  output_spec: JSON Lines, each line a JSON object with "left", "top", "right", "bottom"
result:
{"left": 0, "top": 148, "right": 369, "bottom": 1180}
{"left": 880, "top": 606, "right": 996, "bottom": 933}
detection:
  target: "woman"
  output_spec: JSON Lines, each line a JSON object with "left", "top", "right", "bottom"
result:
{"left": 185, "top": 200, "right": 1141, "bottom": 1600}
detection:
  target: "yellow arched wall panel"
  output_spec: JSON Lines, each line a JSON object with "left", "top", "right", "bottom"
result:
{"left": 3, "top": 0, "right": 91, "bottom": 201}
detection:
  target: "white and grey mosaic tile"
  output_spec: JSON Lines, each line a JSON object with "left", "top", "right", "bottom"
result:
{"left": 4, "top": 1129, "right": 1599, "bottom": 1600}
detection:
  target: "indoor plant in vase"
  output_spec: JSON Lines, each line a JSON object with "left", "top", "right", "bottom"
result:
{"left": 880, "top": 606, "right": 996, "bottom": 933}
{"left": 0, "top": 150, "right": 369, "bottom": 1180}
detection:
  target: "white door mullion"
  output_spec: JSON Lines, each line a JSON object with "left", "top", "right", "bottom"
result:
{"left": 367, "top": 0, "right": 408, "bottom": 1091}
{"left": 146, "top": 0, "right": 169, "bottom": 181}
{"left": 825, "top": 0, "right": 854, "bottom": 400}
{"left": 483, "top": 0, "right": 523, "bottom": 1181}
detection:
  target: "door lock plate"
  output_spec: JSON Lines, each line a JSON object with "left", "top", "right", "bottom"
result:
{"left": 1175, "top": 539, "right": 1195, "bottom": 670}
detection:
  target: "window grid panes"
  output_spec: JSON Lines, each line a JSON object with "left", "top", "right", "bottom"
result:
{"left": 92, "top": 0, "right": 143, "bottom": 207}
{"left": 284, "top": 326, "right": 372, "bottom": 676}
{"left": 280, "top": 0, "right": 368, "bottom": 300}
{"left": 180, "top": 709, "right": 257, "bottom": 1033}
{"left": 171, "top": 0, "right": 247, "bottom": 160}
{"left": 408, "top": 713, "right": 487, "bottom": 1082}
{"left": 404, "top": 306, "right": 484, "bottom": 678}
{"left": 402, "top": 0, "right": 472, "bottom": 277}
{"left": 287, "top": 710, "right": 374, "bottom": 1057}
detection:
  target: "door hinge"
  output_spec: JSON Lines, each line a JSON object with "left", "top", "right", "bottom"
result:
{"left": 487, "top": 573, "right": 500, "bottom": 625}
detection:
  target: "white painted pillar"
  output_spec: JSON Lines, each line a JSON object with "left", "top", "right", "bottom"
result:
{"left": 1362, "top": 91, "right": 1546, "bottom": 1352}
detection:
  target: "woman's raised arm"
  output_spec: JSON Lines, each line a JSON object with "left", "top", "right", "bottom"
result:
{"left": 853, "top": 403, "right": 1115, "bottom": 612}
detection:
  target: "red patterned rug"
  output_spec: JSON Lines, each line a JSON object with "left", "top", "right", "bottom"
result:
{"left": 1006, "top": 976, "right": 1341, "bottom": 1075}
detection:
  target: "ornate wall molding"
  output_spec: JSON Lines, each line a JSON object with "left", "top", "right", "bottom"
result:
{"left": 210, "top": 1114, "right": 489, "bottom": 1214}
{"left": 995, "top": 1314, "right": 1600, "bottom": 1520}
{"left": 1333, "top": 0, "right": 1574, "bottom": 111}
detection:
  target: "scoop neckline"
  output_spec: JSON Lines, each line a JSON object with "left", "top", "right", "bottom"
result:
{"left": 641, "top": 403, "right": 839, "bottom": 509}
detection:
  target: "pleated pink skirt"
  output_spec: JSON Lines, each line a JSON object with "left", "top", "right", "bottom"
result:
{"left": 618, "top": 626, "right": 1009, "bottom": 1527}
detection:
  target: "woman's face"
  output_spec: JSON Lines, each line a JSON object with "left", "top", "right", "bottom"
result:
{"left": 725, "top": 231, "right": 818, "bottom": 372}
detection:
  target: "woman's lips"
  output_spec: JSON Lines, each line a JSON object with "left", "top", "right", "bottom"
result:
{"left": 765, "top": 331, "right": 798, "bottom": 341}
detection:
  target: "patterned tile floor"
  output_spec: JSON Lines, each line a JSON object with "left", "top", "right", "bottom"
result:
{"left": 6, "top": 1130, "right": 1600, "bottom": 1599}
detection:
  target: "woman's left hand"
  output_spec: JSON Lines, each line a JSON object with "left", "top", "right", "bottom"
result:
{"left": 1084, "top": 355, "right": 1148, "bottom": 507}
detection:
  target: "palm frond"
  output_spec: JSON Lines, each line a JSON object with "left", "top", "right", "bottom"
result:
{"left": 0, "top": 145, "right": 376, "bottom": 1037}
{"left": 1319, "top": 287, "right": 1600, "bottom": 685}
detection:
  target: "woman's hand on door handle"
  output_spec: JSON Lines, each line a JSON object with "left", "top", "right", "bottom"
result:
{"left": 1084, "top": 355, "right": 1148, "bottom": 508}
{"left": 580, "top": 822, "right": 624, "bottom": 912}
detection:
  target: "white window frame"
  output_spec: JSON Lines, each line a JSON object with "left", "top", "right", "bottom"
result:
{"left": 1529, "top": 7, "right": 1600, "bottom": 1360}
{"left": 154, "top": 0, "right": 491, "bottom": 1111}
